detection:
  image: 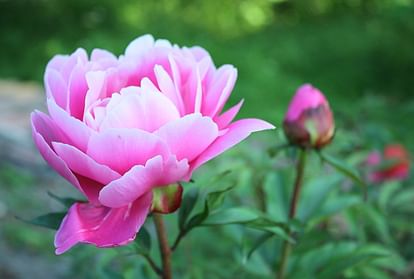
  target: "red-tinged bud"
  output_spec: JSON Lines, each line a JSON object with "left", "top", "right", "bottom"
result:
{"left": 366, "top": 144, "right": 410, "bottom": 183}
{"left": 283, "top": 84, "right": 335, "bottom": 149}
{"left": 151, "top": 183, "right": 183, "bottom": 214}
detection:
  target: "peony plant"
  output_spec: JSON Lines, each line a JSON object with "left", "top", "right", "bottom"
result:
{"left": 30, "top": 34, "right": 274, "bottom": 260}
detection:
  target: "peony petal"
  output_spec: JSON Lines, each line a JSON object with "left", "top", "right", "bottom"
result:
{"left": 47, "top": 98, "right": 94, "bottom": 152}
{"left": 87, "top": 128, "right": 168, "bottom": 174}
{"left": 99, "top": 155, "right": 189, "bottom": 208}
{"left": 99, "top": 86, "right": 180, "bottom": 132}
{"left": 125, "top": 34, "right": 155, "bottom": 58}
{"left": 155, "top": 113, "right": 219, "bottom": 162}
{"left": 203, "top": 65, "right": 237, "bottom": 117}
{"left": 190, "top": 119, "right": 275, "bottom": 174}
{"left": 68, "top": 62, "right": 88, "bottom": 120}
{"left": 53, "top": 142, "right": 121, "bottom": 185}
{"left": 214, "top": 99, "right": 244, "bottom": 129}
{"left": 54, "top": 192, "right": 152, "bottom": 254}
{"left": 44, "top": 69, "right": 67, "bottom": 109}
{"left": 31, "top": 111, "right": 84, "bottom": 194}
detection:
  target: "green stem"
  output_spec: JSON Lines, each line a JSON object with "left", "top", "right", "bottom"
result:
{"left": 277, "top": 148, "right": 307, "bottom": 279}
{"left": 154, "top": 214, "right": 173, "bottom": 279}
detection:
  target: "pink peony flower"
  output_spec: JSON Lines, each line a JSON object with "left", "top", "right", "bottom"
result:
{"left": 283, "top": 84, "right": 334, "bottom": 148}
{"left": 366, "top": 144, "right": 410, "bottom": 183}
{"left": 31, "top": 35, "right": 274, "bottom": 254}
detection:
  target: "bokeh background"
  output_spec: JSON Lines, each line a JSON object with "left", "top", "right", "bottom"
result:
{"left": 1, "top": 0, "right": 413, "bottom": 278}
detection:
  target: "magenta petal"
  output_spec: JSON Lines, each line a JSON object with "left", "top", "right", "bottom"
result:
{"left": 190, "top": 119, "right": 275, "bottom": 173}
{"left": 53, "top": 142, "right": 121, "bottom": 185}
{"left": 156, "top": 113, "right": 219, "bottom": 162}
{"left": 31, "top": 112, "right": 83, "bottom": 194}
{"left": 68, "top": 63, "right": 88, "bottom": 120}
{"left": 47, "top": 98, "right": 93, "bottom": 152}
{"left": 99, "top": 155, "right": 189, "bottom": 208}
{"left": 87, "top": 128, "right": 168, "bottom": 174}
{"left": 54, "top": 192, "right": 152, "bottom": 254}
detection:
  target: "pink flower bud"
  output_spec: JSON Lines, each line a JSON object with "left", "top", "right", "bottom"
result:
{"left": 283, "top": 84, "right": 335, "bottom": 148}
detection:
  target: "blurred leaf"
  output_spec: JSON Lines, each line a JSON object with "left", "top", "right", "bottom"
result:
{"left": 47, "top": 191, "right": 83, "bottom": 208}
{"left": 134, "top": 226, "right": 151, "bottom": 255}
{"left": 204, "top": 207, "right": 294, "bottom": 242}
{"left": 22, "top": 212, "right": 66, "bottom": 230}
{"left": 318, "top": 150, "right": 367, "bottom": 198}
{"left": 242, "top": 232, "right": 273, "bottom": 261}
{"left": 377, "top": 182, "right": 400, "bottom": 211}
{"left": 317, "top": 250, "right": 386, "bottom": 279}
{"left": 178, "top": 187, "right": 200, "bottom": 231}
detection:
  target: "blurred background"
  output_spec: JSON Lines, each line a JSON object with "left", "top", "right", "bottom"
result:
{"left": 1, "top": 0, "right": 413, "bottom": 278}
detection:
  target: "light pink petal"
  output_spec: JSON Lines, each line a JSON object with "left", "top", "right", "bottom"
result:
{"left": 46, "top": 55, "right": 67, "bottom": 72}
{"left": 54, "top": 192, "right": 152, "bottom": 254}
{"left": 87, "top": 128, "right": 168, "bottom": 174}
{"left": 53, "top": 142, "right": 121, "bottom": 185}
{"left": 99, "top": 155, "right": 189, "bottom": 208}
{"left": 190, "top": 119, "right": 275, "bottom": 174}
{"left": 203, "top": 65, "right": 237, "bottom": 117}
{"left": 154, "top": 65, "right": 184, "bottom": 113}
{"left": 61, "top": 48, "right": 88, "bottom": 82}
{"left": 47, "top": 98, "right": 93, "bottom": 152}
{"left": 84, "top": 71, "right": 107, "bottom": 112}
{"left": 155, "top": 113, "right": 219, "bottom": 162}
{"left": 214, "top": 99, "right": 244, "bottom": 129}
{"left": 99, "top": 86, "right": 180, "bottom": 132}
{"left": 125, "top": 34, "right": 155, "bottom": 58}
{"left": 91, "top": 49, "right": 117, "bottom": 66}
{"left": 31, "top": 111, "right": 83, "bottom": 194}
{"left": 45, "top": 69, "right": 68, "bottom": 109}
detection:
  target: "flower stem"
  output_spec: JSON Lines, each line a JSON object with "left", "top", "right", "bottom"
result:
{"left": 277, "top": 148, "right": 307, "bottom": 279}
{"left": 153, "top": 213, "right": 172, "bottom": 279}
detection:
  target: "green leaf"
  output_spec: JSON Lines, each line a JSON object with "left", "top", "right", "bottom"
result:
{"left": 318, "top": 151, "right": 367, "bottom": 198}
{"left": 184, "top": 184, "right": 235, "bottom": 231}
{"left": 134, "top": 226, "right": 151, "bottom": 254}
{"left": 243, "top": 232, "right": 273, "bottom": 261}
{"left": 22, "top": 212, "right": 66, "bottom": 230}
{"left": 203, "top": 207, "right": 294, "bottom": 242}
{"left": 47, "top": 191, "right": 83, "bottom": 208}
{"left": 178, "top": 187, "right": 200, "bottom": 230}
{"left": 317, "top": 250, "right": 387, "bottom": 279}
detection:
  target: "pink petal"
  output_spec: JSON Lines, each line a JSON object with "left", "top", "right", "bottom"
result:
{"left": 31, "top": 111, "right": 84, "bottom": 194}
{"left": 99, "top": 86, "right": 180, "bottom": 132}
{"left": 54, "top": 192, "right": 152, "bottom": 254}
{"left": 125, "top": 34, "right": 155, "bottom": 58}
{"left": 99, "top": 155, "right": 189, "bottom": 208}
{"left": 156, "top": 113, "right": 219, "bottom": 162}
{"left": 87, "top": 128, "right": 168, "bottom": 174}
{"left": 47, "top": 98, "right": 94, "bottom": 152}
{"left": 68, "top": 63, "right": 88, "bottom": 120}
{"left": 52, "top": 142, "right": 121, "bottom": 185}
{"left": 154, "top": 65, "right": 184, "bottom": 114}
{"left": 214, "top": 99, "right": 244, "bottom": 129}
{"left": 203, "top": 65, "right": 237, "bottom": 117}
{"left": 190, "top": 119, "right": 275, "bottom": 173}
{"left": 45, "top": 69, "right": 67, "bottom": 109}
